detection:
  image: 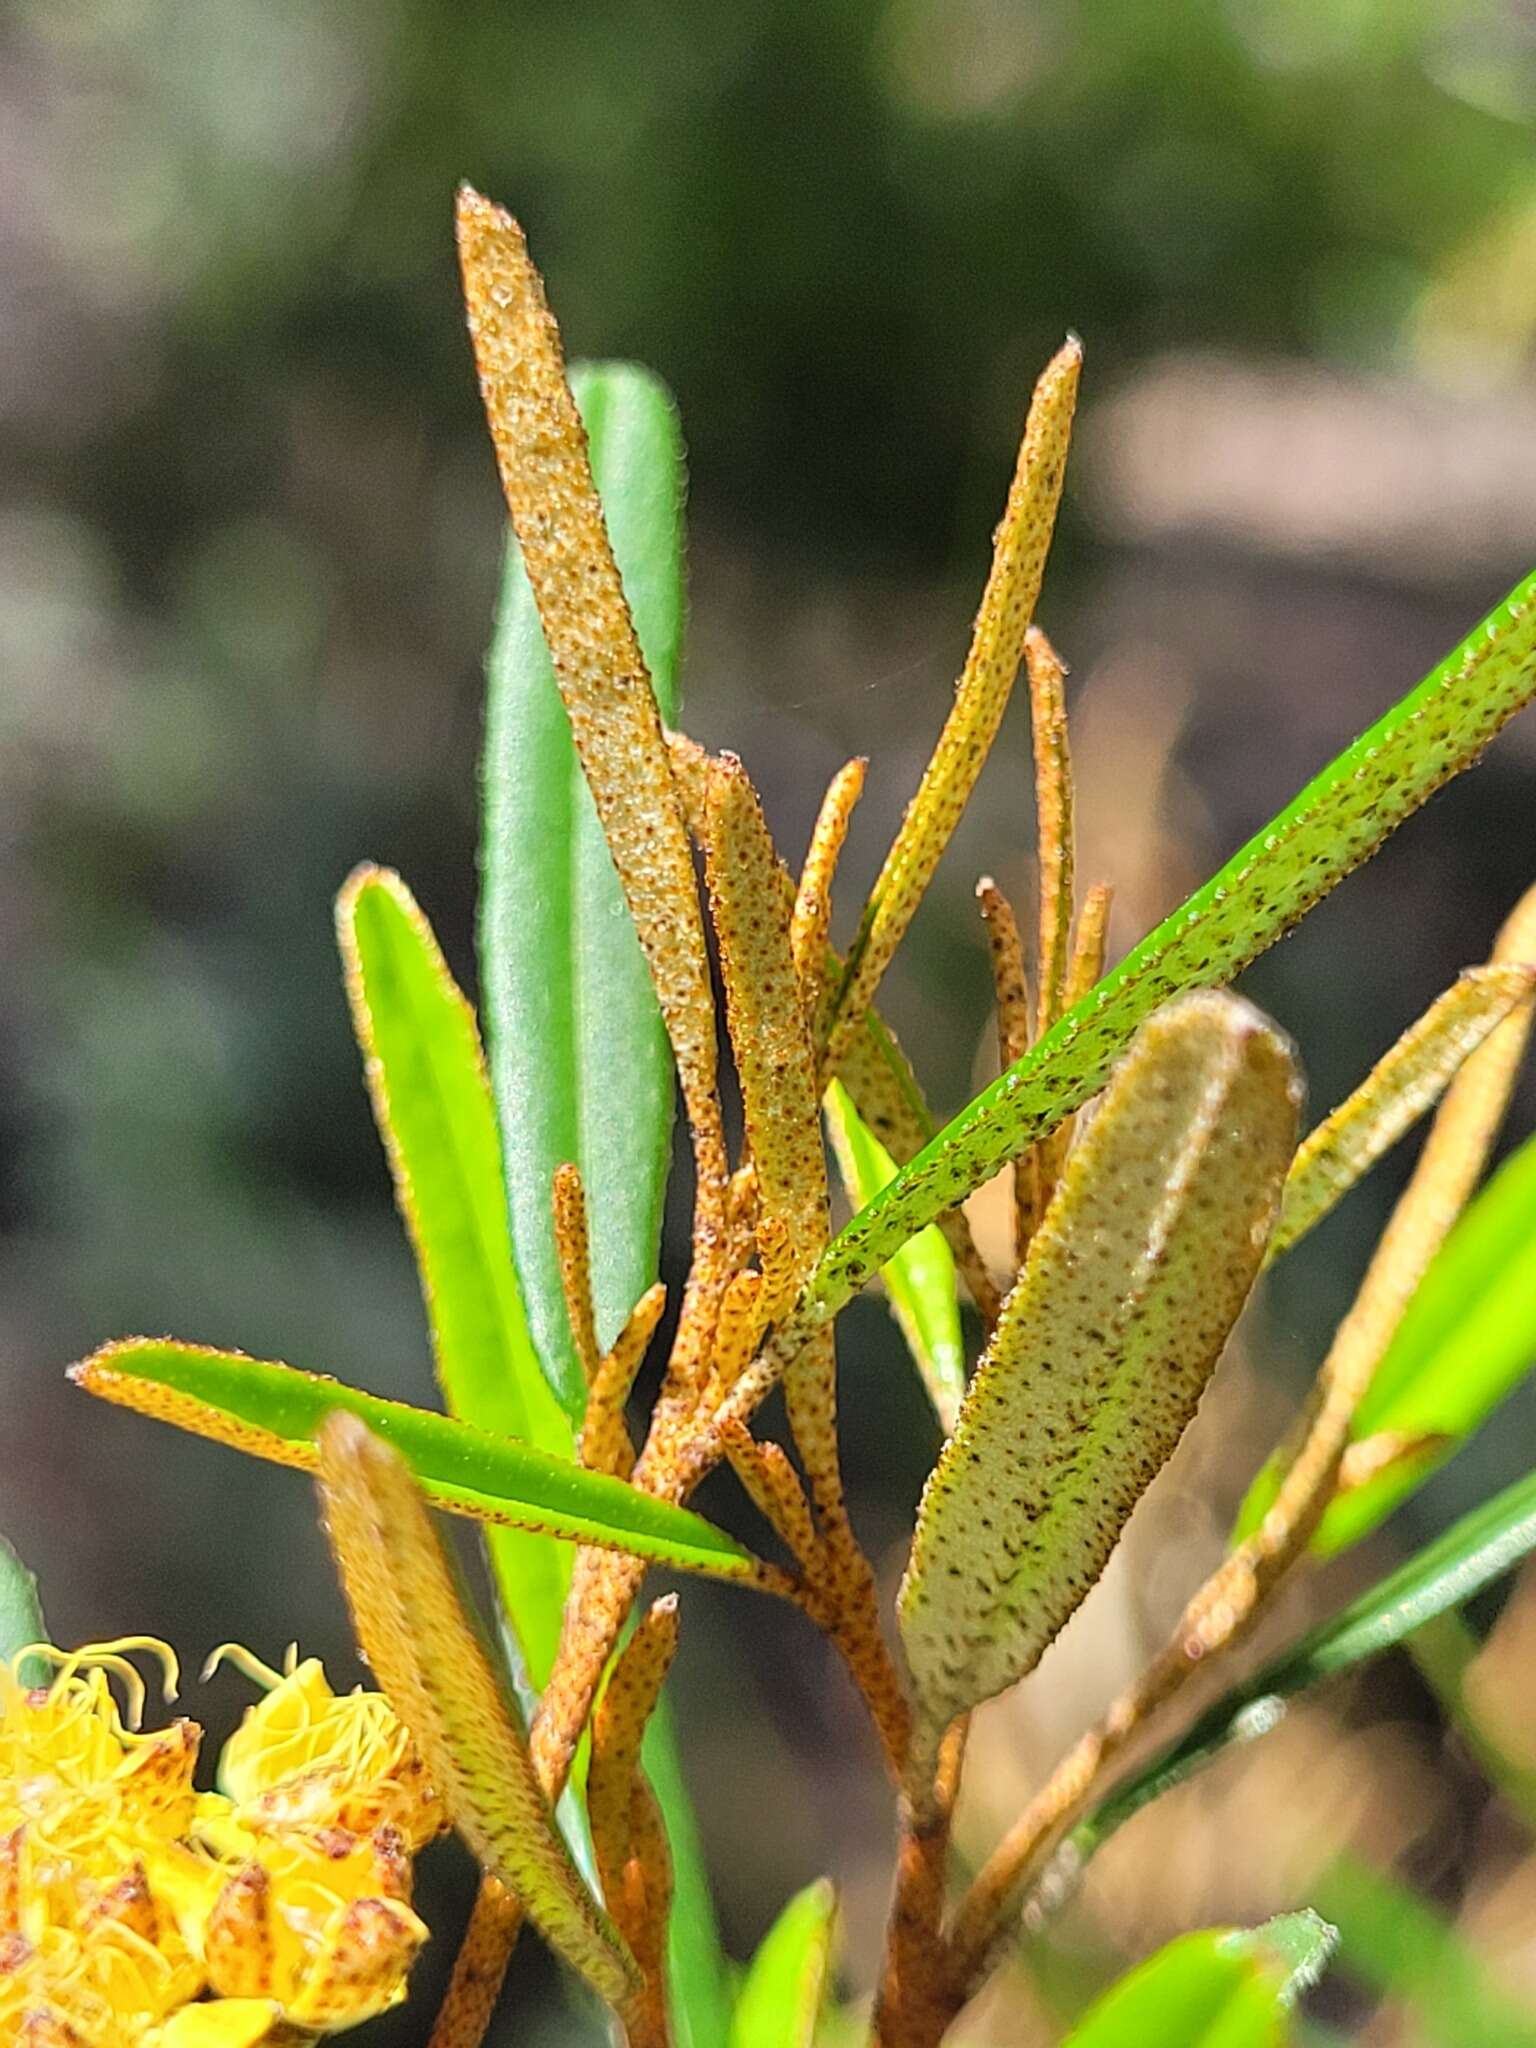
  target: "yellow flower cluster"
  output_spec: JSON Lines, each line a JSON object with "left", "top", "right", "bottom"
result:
{"left": 0, "top": 1637, "right": 444, "bottom": 2044}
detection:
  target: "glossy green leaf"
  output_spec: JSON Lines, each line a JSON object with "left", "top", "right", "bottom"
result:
{"left": 1062, "top": 1464, "right": 1536, "bottom": 1886}
{"left": 644, "top": 1698, "right": 734, "bottom": 2048}
{"left": 0, "top": 1534, "right": 46, "bottom": 1688}
{"left": 338, "top": 864, "right": 573, "bottom": 1685}
{"left": 1315, "top": 1127, "right": 1536, "bottom": 1551}
{"left": 729, "top": 1879, "right": 838, "bottom": 2048}
{"left": 824, "top": 1078, "right": 965, "bottom": 1431}
{"left": 480, "top": 360, "right": 686, "bottom": 1418}
{"left": 899, "top": 993, "right": 1299, "bottom": 1739}
{"left": 72, "top": 1339, "right": 753, "bottom": 1580}
{"left": 1063, "top": 1913, "right": 1335, "bottom": 2047}
{"left": 1314, "top": 1859, "right": 1536, "bottom": 2048}
{"left": 792, "top": 569, "right": 1536, "bottom": 1338}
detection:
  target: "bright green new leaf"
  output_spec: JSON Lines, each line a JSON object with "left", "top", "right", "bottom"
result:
{"left": 1237, "top": 1129, "right": 1536, "bottom": 1553}
{"left": 792, "top": 569, "right": 1536, "bottom": 1337}
{"left": 0, "top": 1533, "right": 46, "bottom": 1688}
{"left": 898, "top": 993, "right": 1300, "bottom": 1739}
{"left": 824, "top": 1078, "right": 965, "bottom": 1431}
{"left": 644, "top": 1698, "right": 734, "bottom": 2048}
{"left": 1313, "top": 1859, "right": 1536, "bottom": 2048}
{"left": 1062, "top": 1913, "right": 1336, "bottom": 2047}
{"left": 337, "top": 863, "right": 573, "bottom": 1684}
{"left": 1064, "top": 1463, "right": 1536, "bottom": 1885}
{"left": 1317, "top": 1128, "right": 1536, "bottom": 1550}
{"left": 729, "top": 1879, "right": 838, "bottom": 2048}
{"left": 481, "top": 360, "right": 686, "bottom": 1417}
{"left": 72, "top": 1339, "right": 754, "bottom": 1581}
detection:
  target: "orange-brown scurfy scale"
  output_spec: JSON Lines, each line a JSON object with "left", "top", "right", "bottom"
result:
{"left": 70, "top": 1361, "right": 319, "bottom": 1476}
{"left": 826, "top": 338, "right": 1081, "bottom": 1073}
{"left": 589, "top": 1596, "right": 680, "bottom": 1914}
{"left": 1025, "top": 626, "right": 1076, "bottom": 1041}
{"left": 719, "top": 1422, "right": 821, "bottom": 1578}
{"left": 704, "top": 754, "right": 830, "bottom": 1280}
{"left": 316, "top": 1414, "right": 637, "bottom": 2008}
{"left": 455, "top": 187, "right": 723, "bottom": 1184}
{"left": 552, "top": 1163, "right": 602, "bottom": 1388}
{"left": 426, "top": 1879, "right": 525, "bottom": 2048}
{"left": 793, "top": 756, "right": 866, "bottom": 1020}
{"left": 580, "top": 1283, "right": 665, "bottom": 1479}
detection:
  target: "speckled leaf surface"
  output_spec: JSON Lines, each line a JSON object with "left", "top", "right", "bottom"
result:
{"left": 800, "top": 568, "right": 1536, "bottom": 1333}
{"left": 898, "top": 993, "right": 1300, "bottom": 1736}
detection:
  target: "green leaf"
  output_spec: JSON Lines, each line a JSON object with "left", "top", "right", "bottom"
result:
{"left": 796, "top": 569, "right": 1536, "bottom": 1332}
{"left": 1062, "top": 1913, "right": 1335, "bottom": 2047}
{"left": 476, "top": 360, "right": 732, "bottom": 2043}
{"left": 644, "top": 1698, "right": 734, "bottom": 2048}
{"left": 337, "top": 864, "right": 574, "bottom": 1685}
{"left": 72, "top": 1339, "right": 753, "bottom": 1581}
{"left": 1313, "top": 1858, "right": 1536, "bottom": 2048}
{"left": 898, "top": 993, "right": 1299, "bottom": 1739}
{"left": 729, "top": 1879, "right": 838, "bottom": 2048}
{"left": 1313, "top": 1127, "right": 1536, "bottom": 1551}
{"left": 823, "top": 1078, "right": 965, "bottom": 1430}
{"left": 1063, "top": 1463, "right": 1536, "bottom": 1884}
{"left": 481, "top": 360, "right": 686, "bottom": 1418}
{"left": 0, "top": 1534, "right": 46, "bottom": 1688}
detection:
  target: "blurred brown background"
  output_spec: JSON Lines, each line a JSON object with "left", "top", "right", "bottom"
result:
{"left": 3, "top": 1, "right": 1536, "bottom": 2039}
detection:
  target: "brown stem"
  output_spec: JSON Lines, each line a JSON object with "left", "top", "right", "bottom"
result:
{"left": 872, "top": 1723, "right": 967, "bottom": 2048}
{"left": 428, "top": 1877, "right": 525, "bottom": 2048}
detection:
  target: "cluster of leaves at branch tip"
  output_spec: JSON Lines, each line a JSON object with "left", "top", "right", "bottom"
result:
{"left": 34, "top": 175, "right": 1536, "bottom": 2048}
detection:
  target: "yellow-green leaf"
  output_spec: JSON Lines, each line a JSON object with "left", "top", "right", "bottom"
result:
{"left": 729, "top": 1879, "right": 839, "bottom": 2048}
{"left": 898, "top": 994, "right": 1299, "bottom": 1739}
{"left": 337, "top": 864, "right": 573, "bottom": 1685}
{"left": 72, "top": 1339, "right": 754, "bottom": 1581}
{"left": 824, "top": 1079, "right": 964, "bottom": 1432}
{"left": 316, "top": 1413, "right": 638, "bottom": 2006}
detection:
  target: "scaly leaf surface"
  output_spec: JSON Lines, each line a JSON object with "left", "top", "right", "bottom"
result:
{"left": 898, "top": 992, "right": 1299, "bottom": 1736}
{"left": 796, "top": 570, "right": 1536, "bottom": 1339}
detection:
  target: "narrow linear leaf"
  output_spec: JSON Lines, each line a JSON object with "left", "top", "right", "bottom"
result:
{"left": 460, "top": 193, "right": 717, "bottom": 1135}
{"left": 729, "top": 1879, "right": 839, "bottom": 2048}
{"left": 824, "top": 1079, "right": 965, "bottom": 1431}
{"left": 480, "top": 355, "right": 690, "bottom": 1414}
{"left": 798, "top": 569, "right": 1536, "bottom": 1337}
{"left": 1065, "top": 1463, "right": 1536, "bottom": 1882}
{"left": 643, "top": 1699, "right": 734, "bottom": 2048}
{"left": 899, "top": 993, "right": 1300, "bottom": 1738}
{"left": 1026, "top": 625, "right": 1075, "bottom": 1040}
{"left": 827, "top": 338, "right": 1081, "bottom": 1067}
{"left": 1062, "top": 1916, "right": 1332, "bottom": 2048}
{"left": 337, "top": 865, "right": 573, "bottom": 1684}
{"left": 316, "top": 1414, "right": 638, "bottom": 2006}
{"left": 1312, "top": 1128, "right": 1536, "bottom": 1551}
{"left": 72, "top": 1340, "right": 754, "bottom": 1580}
{"left": 704, "top": 754, "right": 828, "bottom": 1277}
{"left": 0, "top": 1534, "right": 46, "bottom": 1688}
{"left": 1269, "top": 963, "right": 1535, "bottom": 1262}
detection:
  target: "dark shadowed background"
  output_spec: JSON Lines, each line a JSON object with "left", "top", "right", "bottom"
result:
{"left": 4, "top": 1, "right": 1536, "bottom": 2039}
